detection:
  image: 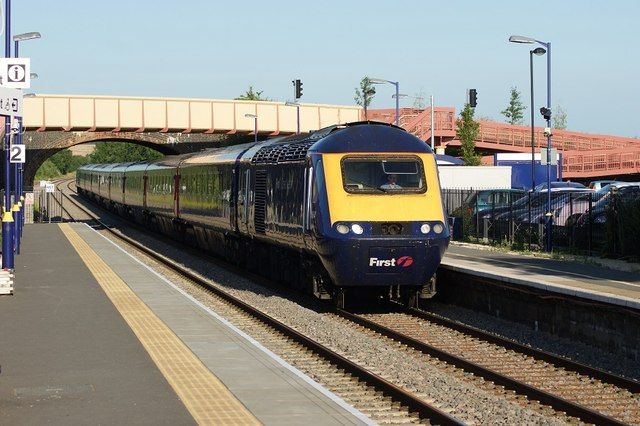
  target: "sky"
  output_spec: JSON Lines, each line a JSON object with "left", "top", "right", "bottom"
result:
{"left": 10, "top": 0, "right": 640, "bottom": 137}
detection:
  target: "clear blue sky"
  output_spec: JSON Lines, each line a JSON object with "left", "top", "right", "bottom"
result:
{"left": 12, "top": 0, "right": 640, "bottom": 137}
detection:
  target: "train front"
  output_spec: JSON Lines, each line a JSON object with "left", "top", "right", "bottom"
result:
{"left": 309, "top": 123, "right": 450, "bottom": 303}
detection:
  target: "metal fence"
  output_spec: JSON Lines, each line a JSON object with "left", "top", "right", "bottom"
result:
{"left": 33, "top": 187, "right": 65, "bottom": 223}
{"left": 443, "top": 187, "right": 640, "bottom": 260}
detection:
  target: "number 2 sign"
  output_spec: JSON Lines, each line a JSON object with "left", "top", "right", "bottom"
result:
{"left": 10, "top": 144, "right": 25, "bottom": 163}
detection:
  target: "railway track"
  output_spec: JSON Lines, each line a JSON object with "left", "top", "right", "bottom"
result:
{"left": 56, "top": 180, "right": 463, "bottom": 425}
{"left": 58, "top": 180, "right": 640, "bottom": 425}
{"left": 333, "top": 307, "right": 640, "bottom": 425}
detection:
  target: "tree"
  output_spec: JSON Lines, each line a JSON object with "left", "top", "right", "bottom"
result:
{"left": 553, "top": 105, "right": 567, "bottom": 130}
{"left": 500, "top": 87, "right": 526, "bottom": 125}
{"left": 354, "top": 76, "right": 376, "bottom": 120}
{"left": 34, "top": 159, "right": 61, "bottom": 182}
{"left": 88, "top": 142, "right": 163, "bottom": 164}
{"left": 456, "top": 103, "right": 481, "bottom": 166}
{"left": 235, "top": 86, "right": 268, "bottom": 101}
{"left": 49, "top": 149, "right": 89, "bottom": 175}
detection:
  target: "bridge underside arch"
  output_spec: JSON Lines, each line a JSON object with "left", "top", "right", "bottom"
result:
{"left": 20, "top": 131, "right": 241, "bottom": 187}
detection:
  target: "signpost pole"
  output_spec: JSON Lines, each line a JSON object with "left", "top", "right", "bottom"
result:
{"left": 2, "top": 0, "right": 14, "bottom": 270}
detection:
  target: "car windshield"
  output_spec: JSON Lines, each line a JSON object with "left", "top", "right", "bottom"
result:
{"left": 341, "top": 156, "right": 426, "bottom": 193}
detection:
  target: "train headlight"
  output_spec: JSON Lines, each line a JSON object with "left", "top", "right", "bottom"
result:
{"left": 336, "top": 224, "right": 350, "bottom": 234}
{"left": 433, "top": 223, "right": 444, "bottom": 234}
{"left": 420, "top": 223, "right": 431, "bottom": 234}
{"left": 351, "top": 224, "right": 364, "bottom": 235}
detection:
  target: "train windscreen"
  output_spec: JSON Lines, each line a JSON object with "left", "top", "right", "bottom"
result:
{"left": 341, "top": 156, "right": 426, "bottom": 194}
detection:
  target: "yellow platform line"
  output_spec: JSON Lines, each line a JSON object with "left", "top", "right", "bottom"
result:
{"left": 59, "top": 224, "right": 260, "bottom": 426}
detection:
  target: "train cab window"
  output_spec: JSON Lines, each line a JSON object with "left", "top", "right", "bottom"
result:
{"left": 341, "top": 157, "right": 426, "bottom": 194}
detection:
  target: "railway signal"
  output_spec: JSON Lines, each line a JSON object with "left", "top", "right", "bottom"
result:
{"left": 293, "top": 79, "right": 303, "bottom": 99}
{"left": 468, "top": 89, "right": 477, "bottom": 108}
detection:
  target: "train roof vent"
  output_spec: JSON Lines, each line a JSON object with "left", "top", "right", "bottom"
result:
{"left": 251, "top": 141, "right": 314, "bottom": 164}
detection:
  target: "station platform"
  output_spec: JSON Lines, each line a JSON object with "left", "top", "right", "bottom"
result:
{"left": 442, "top": 243, "right": 640, "bottom": 310}
{"left": 0, "top": 223, "right": 370, "bottom": 425}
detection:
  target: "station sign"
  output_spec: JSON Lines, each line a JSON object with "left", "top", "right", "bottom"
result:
{"left": 45, "top": 183, "right": 55, "bottom": 193}
{"left": 9, "top": 144, "right": 25, "bottom": 163}
{"left": 0, "top": 86, "right": 23, "bottom": 117}
{"left": 0, "top": 58, "right": 30, "bottom": 89}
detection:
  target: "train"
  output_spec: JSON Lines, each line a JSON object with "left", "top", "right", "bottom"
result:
{"left": 76, "top": 121, "right": 450, "bottom": 307}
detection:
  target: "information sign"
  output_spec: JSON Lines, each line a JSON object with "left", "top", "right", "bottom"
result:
{"left": 0, "top": 86, "right": 23, "bottom": 117}
{"left": 45, "top": 183, "right": 55, "bottom": 193}
{"left": 0, "top": 58, "right": 31, "bottom": 89}
{"left": 9, "top": 144, "right": 25, "bottom": 163}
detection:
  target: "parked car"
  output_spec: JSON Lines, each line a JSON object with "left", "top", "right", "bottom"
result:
{"left": 588, "top": 180, "right": 621, "bottom": 190}
{"left": 455, "top": 189, "right": 525, "bottom": 215}
{"left": 494, "top": 188, "right": 591, "bottom": 223}
{"left": 533, "top": 181, "right": 586, "bottom": 192}
{"left": 573, "top": 183, "right": 640, "bottom": 246}
{"left": 555, "top": 183, "right": 629, "bottom": 226}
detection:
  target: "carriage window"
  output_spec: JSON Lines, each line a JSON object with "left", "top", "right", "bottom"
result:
{"left": 341, "top": 157, "right": 426, "bottom": 194}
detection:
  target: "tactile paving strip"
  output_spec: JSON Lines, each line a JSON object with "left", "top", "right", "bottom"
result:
{"left": 59, "top": 223, "right": 260, "bottom": 426}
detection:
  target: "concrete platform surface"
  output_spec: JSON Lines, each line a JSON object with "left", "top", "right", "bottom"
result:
{"left": 1, "top": 223, "right": 370, "bottom": 425}
{"left": 443, "top": 244, "right": 640, "bottom": 309}
{"left": 0, "top": 224, "right": 195, "bottom": 425}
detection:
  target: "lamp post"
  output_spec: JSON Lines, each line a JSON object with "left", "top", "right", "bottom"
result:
{"left": 285, "top": 101, "right": 300, "bottom": 134}
{"left": 245, "top": 114, "right": 258, "bottom": 144}
{"left": 13, "top": 32, "right": 41, "bottom": 255}
{"left": 528, "top": 47, "right": 546, "bottom": 190}
{"left": 370, "top": 78, "right": 400, "bottom": 126}
{"left": 509, "top": 34, "right": 552, "bottom": 252}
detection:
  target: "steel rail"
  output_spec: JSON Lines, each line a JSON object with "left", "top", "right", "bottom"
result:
{"left": 335, "top": 308, "right": 631, "bottom": 426}
{"left": 59, "top": 180, "right": 465, "bottom": 426}
{"left": 405, "top": 306, "right": 640, "bottom": 393}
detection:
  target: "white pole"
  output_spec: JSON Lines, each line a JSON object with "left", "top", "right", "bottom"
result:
{"left": 430, "top": 95, "right": 434, "bottom": 150}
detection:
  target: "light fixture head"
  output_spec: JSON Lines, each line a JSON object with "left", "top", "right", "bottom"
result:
{"left": 244, "top": 113, "right": 257, "bottom": 119}
{"left": 509, "top": 35, "right": 536, "bottom": 44}
{"left": 532, "top": 47, "right": 546, "bottom": 56}
{"left": 30, "top": 72, "right": 38, "bottom": 79}
{"left": 13, "top": 32, "right": 41, "bottom": 42}
{"left": 368, "top": 78, "right": 388, "bottom": 84}
{"left": 391, "top": 93, "right": 408, "bottom": 99}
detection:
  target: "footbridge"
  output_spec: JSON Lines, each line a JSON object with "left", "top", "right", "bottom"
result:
{"left": 16, "top": 94, "right": 361, "bottom": 184}
{"left": 368, "top": 108, "right": 640, "bottom": 179}
{"left": 6, "top": 94, "right": 638, "bottom": 183}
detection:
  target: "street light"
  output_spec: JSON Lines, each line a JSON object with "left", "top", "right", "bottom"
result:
{"left": 285, "top": 101, "right": 300, "bottom": 135}
{"left": 13, "top": 32, "right": 41, "bottom": 42}
{"left": 244, "top": 113, "right": 258, "bottom": 144}
{"left": 527, "top": 47, "right": 546, "bottom": 190}
{"left": 369, "top": 78, "right": 400, "bottom": 126}
{"left": 29, "top": 72, "right": 38, "bottom": 79}
{"left": 509, "top": 34, "right": 553, "bottom": 252}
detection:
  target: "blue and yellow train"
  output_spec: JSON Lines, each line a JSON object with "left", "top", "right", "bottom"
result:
{"left": 77, "top": 122, "right": 449, "bottom": 307}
